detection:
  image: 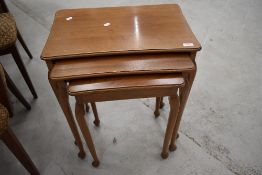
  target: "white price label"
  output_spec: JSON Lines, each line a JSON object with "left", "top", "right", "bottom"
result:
{"left": 183, "top": 43, "right": 194, "bottom": 47}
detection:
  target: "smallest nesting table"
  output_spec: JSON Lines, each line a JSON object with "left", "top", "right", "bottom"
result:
{"left": 69, "top": 74, "right": 184, "bottom": 167}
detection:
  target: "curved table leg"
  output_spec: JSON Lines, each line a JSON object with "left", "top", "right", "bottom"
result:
{"left": 161, "top": 94, "right": 180, "bottom": 159}
{"left": 154, "top": 97, "right": 161, "bottom": 117}
{"left": 75, "top": 100, "right": 100, "bottom": 167}
{"left": 169, "top": 69, "right": 196, "bottom": 151}
{"left": 48, "top": 79, "right": 86, "bottom": 159}
{"left": 91, "top": 102, "right": 100, "bottom": 126}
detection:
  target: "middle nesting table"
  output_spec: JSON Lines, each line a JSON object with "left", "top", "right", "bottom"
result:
{"left": 50, "top": 53, "right": 195, "bottom": 166}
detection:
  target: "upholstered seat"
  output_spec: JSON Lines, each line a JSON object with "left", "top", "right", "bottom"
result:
{"left": 0, "top": 13, "right": 17, "bottom": 50}
{"left": 0, "top": 11, "right": 37, "bottom": 98}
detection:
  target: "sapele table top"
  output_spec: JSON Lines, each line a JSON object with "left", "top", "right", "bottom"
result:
{"left": 50, "top": 53, "right": 195, "bottom": 80}
{"left": 41, "top": 4, "right": 201, "bottom": 60}
{"left": 68, "top": 73, "right": 184, "bottom": 96}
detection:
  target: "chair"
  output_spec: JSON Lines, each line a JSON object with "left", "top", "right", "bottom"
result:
{"left": 68, "top": 74, "right": 184, "bottom": 167}
{"left": 0, "top": 63, "right": 31, "bottom": 116}
{"left": 0, "top": 65, "right": 39, "bottom": 175}
{"left": 0, "top": 0, "right": 37, "bottom": 98}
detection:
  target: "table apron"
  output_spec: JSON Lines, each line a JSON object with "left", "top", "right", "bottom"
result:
{"left": 75, "top": 86, "right": 179, "bottom": 103}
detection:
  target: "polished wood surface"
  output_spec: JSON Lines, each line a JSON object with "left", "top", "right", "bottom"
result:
{"left": 41, "top": 4, "right": 201, "bottom": 60}
{"left": 69, "top": 74, "right": 183, "bottom": 103}
{"left": 68, "top": 74, "right": 184, "bottom": 96}
{"left": 50, "top": 53, "right": 194, "bottom": 80}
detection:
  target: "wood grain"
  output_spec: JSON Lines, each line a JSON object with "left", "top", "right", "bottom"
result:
{"left": 68, "top": 74, "right": 184, "bottom": 95}
{"left": 68, "top": 74, "right": 183, "bottom": 102}
{"left": 41, "top": 4, "right": 201, "bottom": 60}
{"left": 50, "top": 53, "right": 194, "bottom": 80}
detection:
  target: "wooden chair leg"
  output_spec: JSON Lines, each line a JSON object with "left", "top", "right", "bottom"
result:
{"left": 1, "top": 127, "right": 40, "bottom": 175}
{"left": 0, "top": 66, "right": 13, "bottom": 117}
{"left": 0, "top": 0, "right": 9, "bottom": 12}
{"left": 4, "top": 69, "right": 31, "bottom": 110}
{"left": 75, "top": 100, "right": 100, "bottom": 167}
{"left": 91, "top": 102, "right": 100, "bottom": 126}
{"left": 161, "top": 94, "right": 179, "bottom": 159}
{"left": 11, "top": 45, "right": 37, "bottom": 99}
{"left": 17, "top": 30, "right": 33, "bottom": 59}
{"left": 154, "top": 97, "right": 161, "bottom": 118}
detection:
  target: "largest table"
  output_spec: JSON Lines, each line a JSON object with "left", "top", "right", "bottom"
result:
{"left": 41, "top": 4, "right": 201, "bottom": 158}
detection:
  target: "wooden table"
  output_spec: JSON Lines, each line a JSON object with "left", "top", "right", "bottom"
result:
{"left": 41, "top": 4, "right": 201, "bottom": 159}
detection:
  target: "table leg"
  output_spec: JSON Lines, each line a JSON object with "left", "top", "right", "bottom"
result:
{"left": 161, "top": 94, "right": 180, "bottom": 159}
{"left": 160, "top": 97, "right": 164, "bottom": 108}
{"left": 91, "top": 102, "right": 100, "bottom": 126}
{"left": 169, "top": 69, "right": 196, "bottom": 151}
{"left": 75, "top": 100, "right": 100, "bottom": 167}
{"left": 154, "top": 97, "right": 165, "bottom": 118}
{"left": 48, "top": 79, "right": 86, "bottom": 159}
{"left": 85, "top": 103, "right": 90, "bottom": 112}
{"left": 154, "top": 97, "right": 161, "bottom": 118}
